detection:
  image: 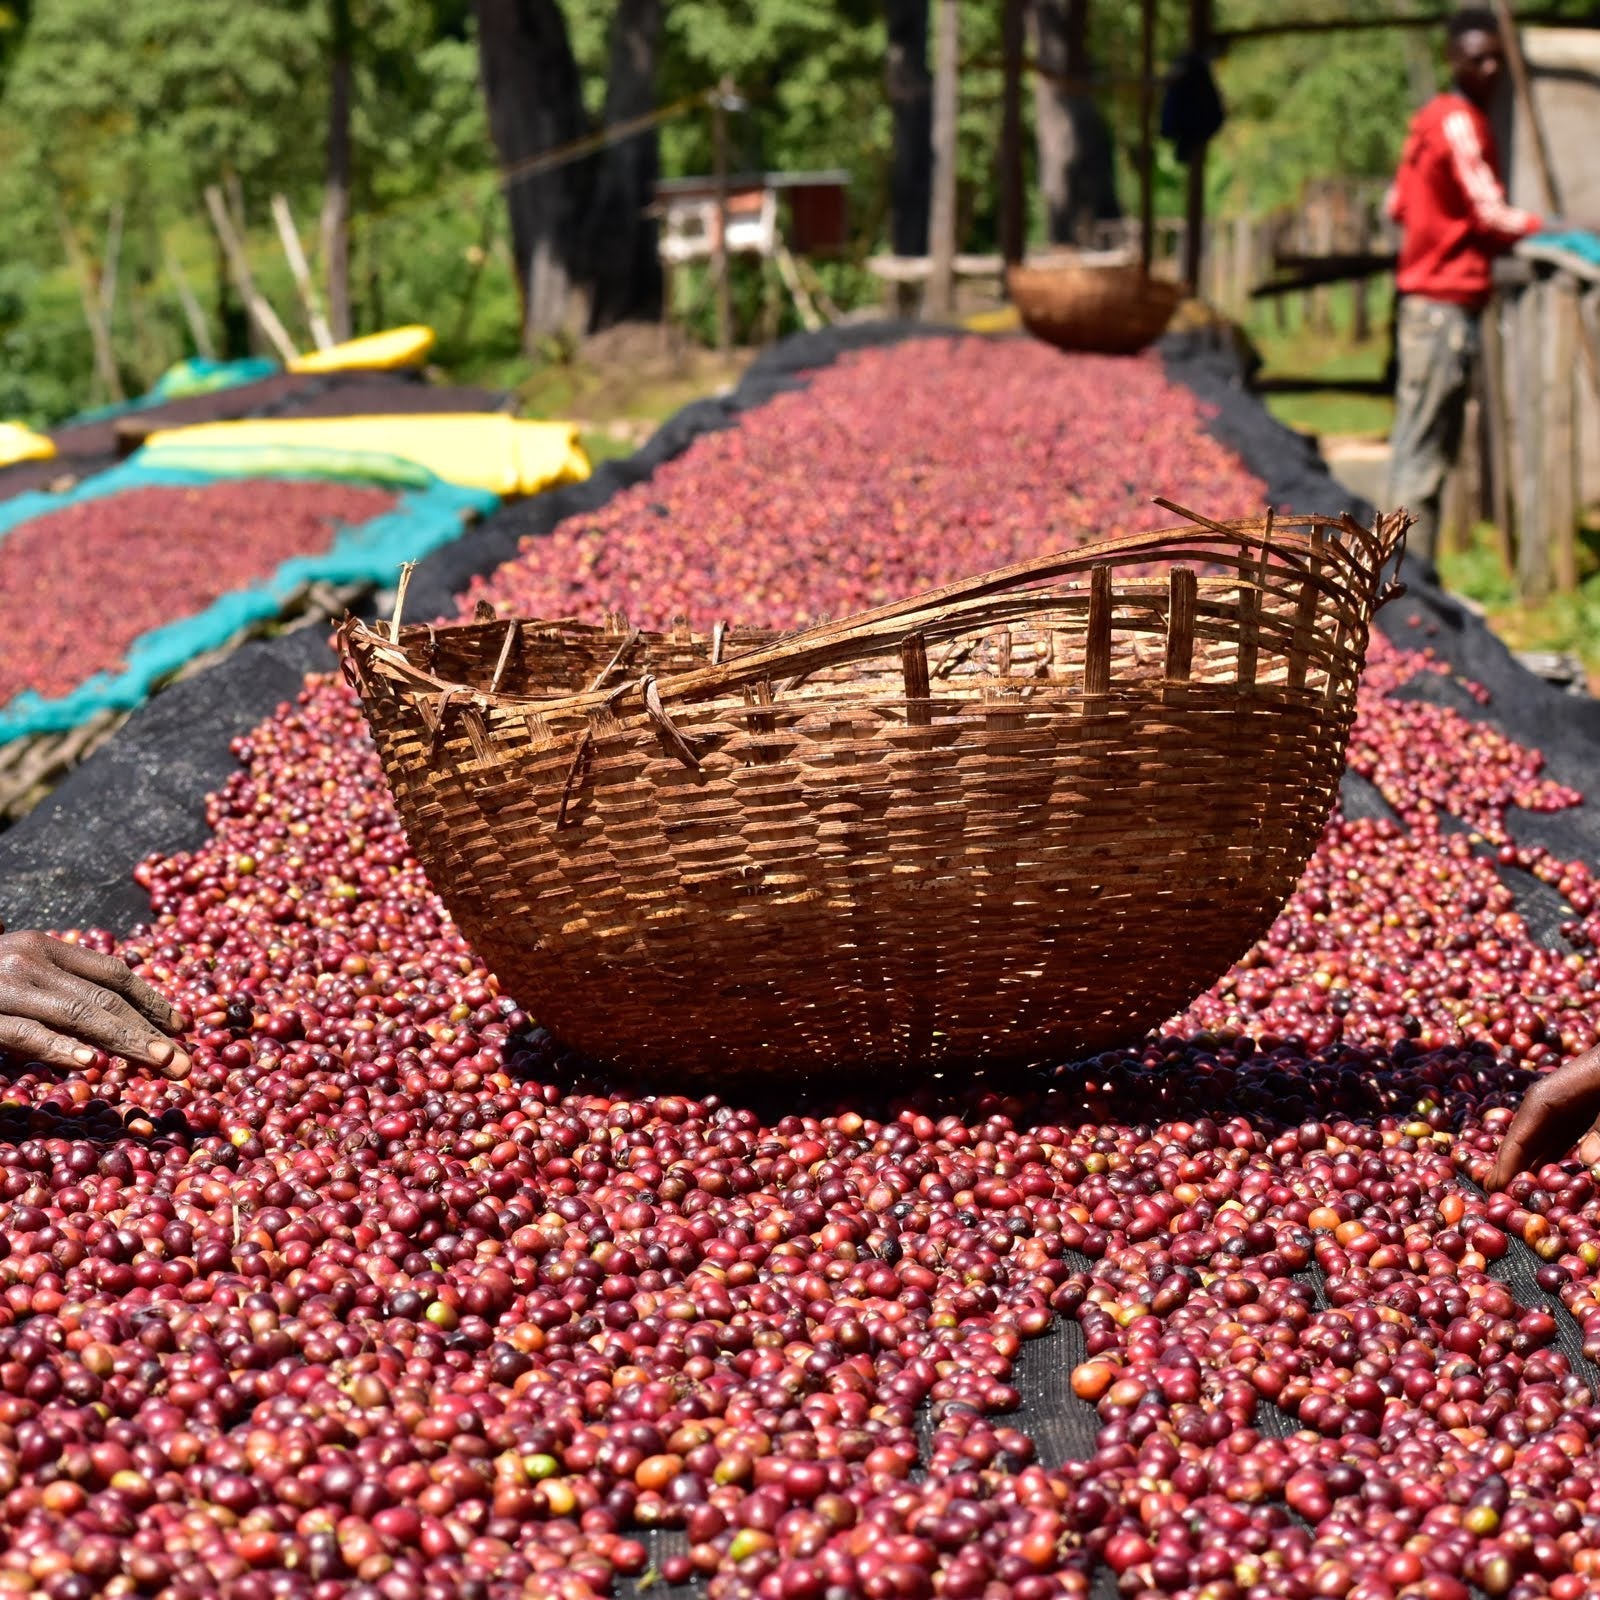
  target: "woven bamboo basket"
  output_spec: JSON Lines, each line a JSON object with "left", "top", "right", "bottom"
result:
{"left": 338, "top": 505, "right": 1408, "bottom": 1082}
{"left": 1007, "top": 262, "right": 1185, "bottom": 356}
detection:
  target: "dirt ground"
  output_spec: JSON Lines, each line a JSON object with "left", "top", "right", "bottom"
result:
{"left": 516, "top": 324, "right": 754, "bottom": 452}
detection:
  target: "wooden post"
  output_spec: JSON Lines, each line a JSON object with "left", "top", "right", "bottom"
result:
{"left": 1546, "top": 273, "right": 1579, "bottom": 594}
{"left": 1309, "top": 189, "right": 1333, "bottom": 335}
{"left": 1352, "top": 196, "right": 1374, "bottom": 343}
{"left": 1182, "top": 0, "right": 1214, "bottom": 293}
{"left": 1516, "top": 280, "right": 1549, "bottom": 601}
{"left": 999, "top": 0, "right": 1026, "bottom": 270}
{"left": 927, "top": 0, "right": 960, "bottom": 318}
{"left": 1273, "top": 215, "right": 1289, "bottom": 330}
{"left": 272, "top": 194, "right": 336, "bottom": 351}
{"left": 203, "top": 185, "right": 300, "bottom": 363}
{"left": 1441, "top": 396, "right": 1477, "bottom": 558}
{"left": 1231, "top": 214, "right": 1252, "bottom": 313}
{"left": 1479, "top": 293, "right": 1513, "bottom": 564}
{"left": 1139, "top": 0, "right": 1157, "bottom": 276}
{"left": 711, "top": 80, "right": 734, "bottom": 355}
{"left": 55, "top": 200, "right": 123, "bottom": 403}
{"left": 161, "top": 240, "right": 217, "bottom": 360}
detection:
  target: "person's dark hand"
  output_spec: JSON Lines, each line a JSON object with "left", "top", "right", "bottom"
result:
{"left": 1488, "top": 1044, "right": 1600, "bottom": 1190}
{"left": 0, "top": 926, "right": 190, "bottom": 1079}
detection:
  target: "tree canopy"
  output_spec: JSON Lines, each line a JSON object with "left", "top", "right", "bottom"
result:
{"left": 0, "top": 0, "right": 1595, "bottom": 421}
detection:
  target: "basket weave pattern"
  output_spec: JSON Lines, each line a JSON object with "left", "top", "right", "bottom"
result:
{"left": 1007, "top": 262, "right": 1185, "bottom": 356}
{"left": 340, "top": 509, "right": 1408, "bottom": 1081}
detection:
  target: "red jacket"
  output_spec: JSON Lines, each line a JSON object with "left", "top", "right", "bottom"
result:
{"left": 1387, "top": 92, "right": 1541, "bottom": 309}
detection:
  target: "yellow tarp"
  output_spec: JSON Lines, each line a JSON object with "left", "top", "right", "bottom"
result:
{"left": 287, "top": 325, "right": 437, "bottom": 375}
{"left": 142, "top": 413, "right": 591, "bottom": 498}
{"left": 963, "top": 307, "right": 1022, "bottom": 334}
{"left": 0, "top": 423, "right": 56, "bottom": 469}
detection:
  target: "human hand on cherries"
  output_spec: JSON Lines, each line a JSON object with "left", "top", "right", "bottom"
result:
{"left": 0, "top": 924, "right": 190, "bottom": 1079}
{"left": 1489, "top": 1042, "right": 1600, "bottom": 1189}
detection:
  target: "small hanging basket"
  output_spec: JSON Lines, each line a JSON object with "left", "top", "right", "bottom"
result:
{"left": 339, "top": 504, "right": 1409, "bottom": 1084}
{"left": 1007, "top": 261, "right": 1185, "bottom": 356}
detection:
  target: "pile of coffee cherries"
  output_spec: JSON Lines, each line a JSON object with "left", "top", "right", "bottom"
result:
{"left": 463, "top": 339, "right": 1265, "bottom": 631}
{"left": 0, "top": 481, "right": 397, "bottom": 706}
{"left": 0, "top": 340, "right": 1595, "bottom": 1600}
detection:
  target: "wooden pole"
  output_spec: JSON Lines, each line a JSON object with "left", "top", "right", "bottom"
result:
{"left": 271, "top": 193, "right": 336, "bottom": 350}
{"left": 1491, "top": 0, "right": 1559, "bottom": 216}
{"left": 1515, "top": 281, "right": 1549, "bottom": 600}
{"left": 161, "top": 240, "right": 217, "bottom": 360}
{"left": 711, "top": 81, "right": 733, "bottom": 355}
{"left": 927, "top": 0, "right": 960, "bottom": 317}
{"left": 203, "top": 184, "right": 300, "bottom": 364}
{"left": 1139, "top": 0, "right": 1156, "bottom": 275}
{"left": 1547, "top": 273, "right": 1579, "bottom": 593}
{"left": 1351, "top": 195, "right": 1374, "bottom": 342}
{"left": 55, "top": 200, "right": 123, "bottom": 403}
{"left": 1480, "top": 291, "right": 1515, "bottom": 569}
{"left": 999, "top": 0, "right": 1026, "bottom": 270}
{"left": 1492, "top": 0, "right": 1600, "bottom": 569}
{"left": 1182, "top": 0, "right": 1213, "bottom": 294}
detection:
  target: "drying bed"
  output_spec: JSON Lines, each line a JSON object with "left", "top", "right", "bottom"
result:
{"left": 0, "top": 328, "right": 1594, "bottom": 1600}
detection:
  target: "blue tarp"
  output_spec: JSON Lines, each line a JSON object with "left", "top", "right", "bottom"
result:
{"left": 0, "top": 455, "right": 496, "bottom": 742}
{"left": 1526, "top": 229, "right": 1600, "bottom": 270}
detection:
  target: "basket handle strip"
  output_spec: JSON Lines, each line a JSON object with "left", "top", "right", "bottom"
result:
{"left": 589, "top": 626, "right": 644, "bottom": 692}
{"left": 388, "top": 562, "right": 416, "bottom": 645}
{"left": 555, "top": 728, "right": 595, "bottom": 829}
{"left": 1156, "top": 499, "right": 1401, "bottom": 594}
{"left": 642, "top": 676, "right": 704, "bottom": 769}
{"left": 342, "top": 511, "right": 1405, "bottom": 710}
{"left": 347, "top": 551, "right": 1363, "bottom": 713}
{"left": 488, "top": 620, "right": 522, "bottom": 695}
{"left": 526, "top": 525, "right": 1377, "bottom": 714}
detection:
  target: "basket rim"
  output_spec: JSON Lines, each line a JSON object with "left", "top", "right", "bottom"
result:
{"left": 339, "top": 506, "right": 1410, "bottom": 719}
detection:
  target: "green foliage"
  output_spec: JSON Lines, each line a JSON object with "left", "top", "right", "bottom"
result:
{"left": 1208, "top": 8, "right": 1418, "bottom": 213}
{"left": 8, "top": 0, "right": 1600, "bottom": 425}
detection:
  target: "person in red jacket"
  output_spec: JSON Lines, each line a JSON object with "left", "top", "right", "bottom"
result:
{"left": 1386, "top": 8, "right": 1544, "bottom": 576}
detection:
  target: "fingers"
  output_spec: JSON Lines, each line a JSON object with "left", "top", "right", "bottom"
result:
{"left": 1579, "top": 1127, "right": 1600, "bottom": 1168}
{"left": 1487, "top": 1085, "right": 1555, "bottom": 1191}
{"left": 0, "top": 954, "right": 190, "bottom": 1080}
{"left": 0, "top": 1013, "right": 100, "bottom": 1072}
{"left": 42, "top": 938, "right": 182, "bottom": 1033}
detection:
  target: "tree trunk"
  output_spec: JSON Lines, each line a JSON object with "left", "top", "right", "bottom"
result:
{"left": 999, "top": 0, "right": 1026, "bottom": 267}
{"left": 322, "top": 0, "right": 354, "bottom": 343}
{"left": 474, "top": 0, "right": 591, "bottom": 348}
{"left": 580, "top": 0, "right": 663, "bottom": 331}
{"left": 926, "top": 0, "right": 959, "bottom": 316}
{"left": 885, "top": 0, "right": 932, "bottom": 257}
{"left": 1030, "top": 0, "right": 1120, "bottom": 246}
